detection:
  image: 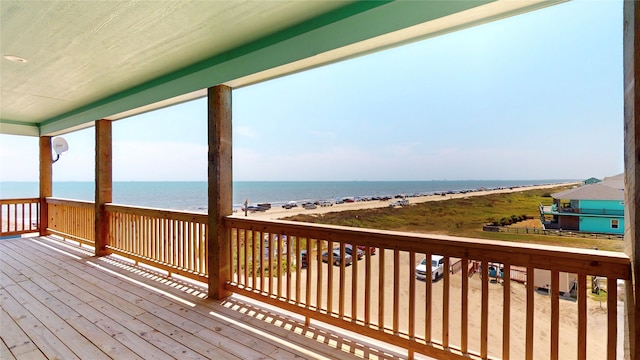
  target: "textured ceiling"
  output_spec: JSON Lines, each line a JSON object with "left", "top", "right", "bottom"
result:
{"left": 0, "top": 0, "right": 564, "bottom": 136}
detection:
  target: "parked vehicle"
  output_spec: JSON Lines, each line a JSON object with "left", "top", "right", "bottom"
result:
{"left": 345, "top": 244, "right": 365, "bottom": 260}
{"left": 300, "top": 250, "right": 308, "bottom": 268}
{"left": 415, "top": 255, "right": 445, "bottom": 281}
{"left": 243, "top": 205, "right": 267, "bottom": 212}
{"left": 489, "top": 264, "right": 503, "bottom": 279}
{"left": 357, "top": 244, "right": 376, "bottom": 255}
{"left": 257, "top": 203, "right": 271, "bottom": 210}
{"left": 316, "top": 200, "right": 334, "bottom": 207}
{"left": 282, "top": 201, "right": 298, "bottom": 209}
{"left": 322, "top": 249, "right": 352, "bottom": 266}
{"left": 303, "top": 203, "right": 317, "bottom": 209}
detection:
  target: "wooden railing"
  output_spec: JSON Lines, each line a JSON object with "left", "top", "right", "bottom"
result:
{"left": 46, "top": 198, "right": 95, "bottom": 245}
{"left": 225, "top": 217, "right": 630, "bottom": 360}
{"left": 105, "top": 204, "right": 208, "bottom": 282}
{"left": 9, "top": 197, "right": 630, "bottom": 359}
{"left": 0, "top": 198, "right": 39, "bottom": 237}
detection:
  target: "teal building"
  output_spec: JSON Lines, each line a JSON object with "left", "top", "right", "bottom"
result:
{"left": 540, "top": 174, "right": 624, "bottom": 235}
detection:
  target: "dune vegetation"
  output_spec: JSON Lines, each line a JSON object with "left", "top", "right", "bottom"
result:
{"left": 285, "top": 186, "right": 624, "bottom": 252}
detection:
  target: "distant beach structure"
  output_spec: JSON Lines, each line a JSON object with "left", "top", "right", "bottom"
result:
{"left": 0, "top": 179, "right": 575, "bottom": 212}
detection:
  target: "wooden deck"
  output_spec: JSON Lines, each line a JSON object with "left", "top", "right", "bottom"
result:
{"left": 1, "top": 236, "right": 408, "bottom": 360}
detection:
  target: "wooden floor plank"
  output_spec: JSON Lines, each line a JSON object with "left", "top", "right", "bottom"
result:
{"left": 0, "top": 307, "right": 46, "bottom": 360}
{"left": 21, "top": 238, "right": 281, "bottom": 359}
{"left": 1, "top": 246, "right": 173, "bottom": 360}
{"left": 1, "top": 255, "right": 111, "bottom": 360}
{"left": 0, "top": 336, "right": 18, "bottom": 360}
{"left": 1, "top": 289, "right": 78, "bottom": 360}
{"left": 2, "top": 237, "right": 400, "bottom": 360}
{"left": 24, "top": 239, "right": 289, "bottom": 359}
{"left": 6, "top": 240, "right": 227, "bottom": 360}
{"left": 18, "top": 238, "right": 275, "bottom": 358}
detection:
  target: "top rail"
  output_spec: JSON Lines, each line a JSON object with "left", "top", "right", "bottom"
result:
{"left": 106, "top": 203, "right": 208, "bottom": 223}
{"left": 46, "top": 197, "right": 94, "bottom": 208}
{"left": 0, "top": 198, "right": 40, "bottom": 205}
{"left": 224, "top": 217, "right": 630, "bottom": 280}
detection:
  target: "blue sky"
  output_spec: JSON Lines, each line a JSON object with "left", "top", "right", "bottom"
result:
{"left": 0, "top": 0, "right": 624, "bottom": 182}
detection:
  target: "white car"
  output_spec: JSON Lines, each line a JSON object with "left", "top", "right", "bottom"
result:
{"left": 415, "top": 255, "right": 445, "bottom": 281}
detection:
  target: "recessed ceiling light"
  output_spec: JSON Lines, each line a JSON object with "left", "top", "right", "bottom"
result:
{"left": 3, "top": 55, "right": 27, "bottom": 63}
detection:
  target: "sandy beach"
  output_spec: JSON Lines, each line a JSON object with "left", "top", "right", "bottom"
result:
{"left": 232, "top": 182, "right": 577, "bottom": 221}
{"left": 251, "top": 247, "right": 614, "bottom": 360}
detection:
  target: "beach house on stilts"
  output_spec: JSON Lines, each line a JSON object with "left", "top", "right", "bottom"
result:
{"left": 540, "top": 174, "right": 625, "bottom": 235}
{"left": 0, "top": 1, "right": 637, "bottom": 359}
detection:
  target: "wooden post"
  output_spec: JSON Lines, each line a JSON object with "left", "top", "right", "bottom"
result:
{"left": 39, "top": 136, "right": 52, "bottom": 236}
{"left": 207, "top": 85, "right": 232, "bottom": 299}
{"left": 624, "top": 1, "right": 639, "bottom": 358}
{"left": 95, "top": 119, "right": 112, "bottom": 256}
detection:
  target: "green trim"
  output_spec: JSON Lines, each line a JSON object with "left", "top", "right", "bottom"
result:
{"left": 0, "top": 119, "right": 36, "bottom": 126}
{"left": 542, "top": 211, "right": 624, "bottom": 219}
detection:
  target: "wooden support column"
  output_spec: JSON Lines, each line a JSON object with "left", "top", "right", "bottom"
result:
{"left": 95, "top": 119, "right": 112, "bottom": 257}
{"left": 39, "top": 136, "right": 52, "bottom": 236}
{"left": 207, "top": 85, "right": 233, "bottom": 299}
{"left": 624, "top": 1, "right": 639, "bottom": 358}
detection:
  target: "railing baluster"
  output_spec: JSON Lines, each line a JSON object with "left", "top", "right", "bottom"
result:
{"left": 339, "top": 241, "right": 345, "bottom": 317}
{"left": 443, "top": 255, "right": 450, "bottom": 348}
{"left": 12, "top": 203, "right": 17, "bottom": 232}
{"left": 286, "top": 234, "right": 292, "bottom": 301}
{"left": 251, "top": 230, "right": 257, "bottom": 290}
{"left": 259, "top": 231, "right": 264, "bottom": 293}
{"left": 503, "top": 263, "right": 511, "bottom": 360}
{"left": 607, "top": 276, "right": 617, "bottom": 360}
{"left": 409, "top": 250, "right": 416, "bottom": 340}
{"left": 352, "top": 242, "right": 358, "bottom": 320}
{"left": 327, "top": 240, "right": 334, "bottom": 314}
{"left": 393, "top": 249, "right": 400, "bottom": 334}
{"left": 578, "top": 274, "right": 587, "bottom": 359}
{"left": 305, "top": 237, "right": 312, "bottom": 312}
{"left": 551, "top": 270, "right": 559, "bottom": 360}
{"left": 296, "top": 236, "right": 301, "bottom": 304}
{"left": 277, "top": 233, "right": 282, "bottom": 298}
{"left": 268, "top": 233, "right": 273, "bottom": 294}
{"left": 378, "top": 248, "right": 385, "bottom": 330}
{"left": 21, "top": 202, "right": 25, "bottom": 231}
{"left": 243, "top": 230, "right": 251, "bottom": 286}
{"left": 316, "top": 239, "right": 323, "bottom": 310}
{"left": 481, "top": 260, "right": 489, "bottom": 359}
{"left": 461, "top": 258, "right": 469, "bottom": 354}
{"left": 425, "top": 252, "right": 432, "bottom": 342}
{"left": 526, "top": 266, "right": 535, "bottom": 360}
{"left": 238, "top": 230, "right": 243, "bottom": 286}
{"left": 364, "top": 245, "right": 371, "bottom": 326}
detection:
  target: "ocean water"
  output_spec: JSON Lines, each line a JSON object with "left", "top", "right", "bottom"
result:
{"left": 0, "top": 180, "right": 571, "bottom": 212}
